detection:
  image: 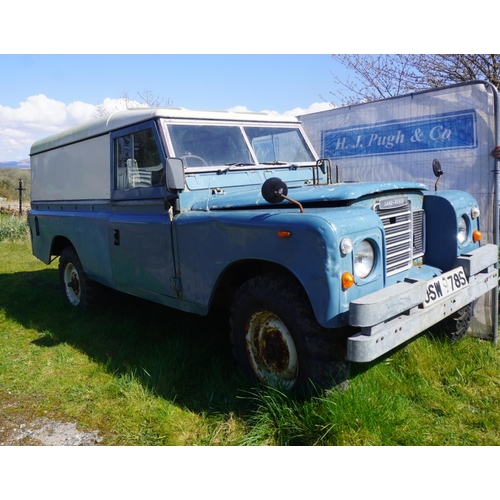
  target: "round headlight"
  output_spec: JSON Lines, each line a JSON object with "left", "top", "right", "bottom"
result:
{"left": 354, "top": 240, "right": 375, "bottom": 279}
{"left": 458, "top": 216, "right": 468, "bottom": 245}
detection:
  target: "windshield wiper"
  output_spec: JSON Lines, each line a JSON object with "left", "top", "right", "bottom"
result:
{"left": 218, "top": 162, "right": 255, "bottom": 174}
{"left": 261, "top": 161, "right": 299, "bottom": 170}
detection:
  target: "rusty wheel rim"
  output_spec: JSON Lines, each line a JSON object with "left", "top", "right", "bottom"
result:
{"left": 245, "top": 310, "right": 298, "bottom": 388}
{"left": 63, "top": 263, "right": 81, "bottom": 306}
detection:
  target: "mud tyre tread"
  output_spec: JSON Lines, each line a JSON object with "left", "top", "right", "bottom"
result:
{"left": 230, "top": 273, "right": 350, "bottom": 394}
{"left": 431, "top": 303, "right": 472, "bottom": 342}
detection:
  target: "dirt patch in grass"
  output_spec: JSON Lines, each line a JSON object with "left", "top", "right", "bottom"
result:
{"left": 0, "top": 395, "right": 102, "bottom": 446}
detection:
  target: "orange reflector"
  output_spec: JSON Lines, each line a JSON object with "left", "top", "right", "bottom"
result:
{"left": 277, "top": 231, "right": 292, "bottom": 238}
{"left": 342, "top": 272, "right": 355, "bottom": 289}
{"left": 473, "top": 230, "right": 482, "bottom": 242}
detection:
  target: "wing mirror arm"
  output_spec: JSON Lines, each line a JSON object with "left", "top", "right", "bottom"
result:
{"left": 314, "top": 158, "right": 337, "bottom": 185}
{"left": 164, "top": 157, "right": 185, "bottom": 216}
{"left": 432, "top": 159, "right": 444, "bottom": 191}
{"left": 261, "top": 177, "right": 304, "bottom": 213}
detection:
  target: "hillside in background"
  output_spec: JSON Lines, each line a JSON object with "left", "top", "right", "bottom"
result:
{"left": 0, "top": 159, "right": 30, "bottom": 168}
{"left": 0, "top": 167, "right": 30, "bottom": 201}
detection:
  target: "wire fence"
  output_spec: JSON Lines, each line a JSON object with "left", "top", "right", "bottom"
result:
{"left": 0, "top": 200, "right": 30, "bottom": 216}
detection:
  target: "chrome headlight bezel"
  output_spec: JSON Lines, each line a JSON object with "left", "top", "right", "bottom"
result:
{"left": 457, "top": 216, "right": 468, "bottom": 245}
{"left": 354, "top": 240, "right": 375, "bottom": 279}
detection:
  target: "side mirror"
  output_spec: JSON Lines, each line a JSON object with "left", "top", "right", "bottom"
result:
{"left": 261, "top": 177, "right": 304, "bottom": 213}
{"left": 432, "top": 159, "right": 444, "bottom": 192}
{"left": 261, "top": 177, "right": 288, "bottom": 204}
{"left": 165, "top": 158, "right": 185, "bottom": 192}
{"left": 432, "top": 159, "right": 444, "bottom": 177}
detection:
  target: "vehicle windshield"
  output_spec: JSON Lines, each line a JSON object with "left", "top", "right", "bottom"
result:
{"left": 166, "top": 124, "right": 253, "bottom": 168}
{"left": 243, "top": 126, "right": 316, "bottom": 163}
{"left": 164, "top": 122, "right": 315, "bottom": 170}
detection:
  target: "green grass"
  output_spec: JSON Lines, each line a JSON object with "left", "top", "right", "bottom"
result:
{"left": 1, "top": 237, "right": 500, "bottom": 445}
{"left": 0, "top": 213, "right": 29, "bottom": 241}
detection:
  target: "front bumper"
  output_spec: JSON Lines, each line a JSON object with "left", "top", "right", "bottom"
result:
{"left": 347, "top": 244, "right": 498, "bottom": 363}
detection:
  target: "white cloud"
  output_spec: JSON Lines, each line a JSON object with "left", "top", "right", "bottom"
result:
{"left": 0, "top": 94, "right": 98, "bottom": 161}
{"left": 226, "top": 105, "right": 253, "bottom": 113}
{"left": 228, "top": 102, "right": 335, "bottom": 117}
{"left": 0, "top": 97, "right": 335, "bottom": 162}
{"left": 66, "top": 100, "right": 98, "bottom": 124}
{"left": 283, "top": 101, "right": 336, "bottom": 116}
{"left": 95, "top": 97, "right": 148, "bottom": 117}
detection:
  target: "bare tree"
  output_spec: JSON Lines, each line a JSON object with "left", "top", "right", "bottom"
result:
{"left": 135, "top": 89, "right": 173, "bottom": 108}
{"left": 95, "top": 89, "right": 173, "bottom": 117}
{"left": 413, "top": 54, "right": 500, "bottom": 88}
{"left": 329, "top": 54, "right": 500, "bottom": 106}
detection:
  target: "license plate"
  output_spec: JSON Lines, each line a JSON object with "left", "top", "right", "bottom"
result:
{"left": 422, "top": 267, "right": 468, "bottom": 308}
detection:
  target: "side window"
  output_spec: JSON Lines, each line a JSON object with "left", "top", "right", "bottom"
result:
{"left": 114, "top": 128, "right": 163, "bottom": 190}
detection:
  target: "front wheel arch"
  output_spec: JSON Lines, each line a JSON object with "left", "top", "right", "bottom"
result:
{"left": 209, "top": 259, "right": 300, "bottom": 310}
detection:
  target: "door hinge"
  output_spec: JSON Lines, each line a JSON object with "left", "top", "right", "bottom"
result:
{"left": 170, "top": 277, "right": 182, "bottom": 292}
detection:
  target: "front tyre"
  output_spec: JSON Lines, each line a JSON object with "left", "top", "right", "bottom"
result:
{"left": 431, "top": 303, "right": 472, "bottom": 342}
{"left": 58, "top": 246, "right": 100, "bottom": 312}
{"left": 230, "top": 273, "right": 349, "bottom": 393}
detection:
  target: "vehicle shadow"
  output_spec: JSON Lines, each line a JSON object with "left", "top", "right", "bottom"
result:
{"left": 0, "top": 268, "right": 254, "bottom": 415}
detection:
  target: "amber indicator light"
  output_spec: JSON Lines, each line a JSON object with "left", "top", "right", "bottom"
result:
{"left": 342, "top": 272, "right": 355, "bottom": 289}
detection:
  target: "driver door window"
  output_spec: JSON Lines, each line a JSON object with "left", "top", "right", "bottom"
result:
{"left": 115, "top": 128, "right": 163, "bottom": 189}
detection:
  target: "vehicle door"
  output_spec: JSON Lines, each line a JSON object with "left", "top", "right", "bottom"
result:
{"left": 108, "top": 120, "right": 178, "bottom": 298}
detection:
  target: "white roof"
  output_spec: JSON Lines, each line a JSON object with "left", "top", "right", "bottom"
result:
{"left": 30, "top": 108, "right": 300, "bottom": 155}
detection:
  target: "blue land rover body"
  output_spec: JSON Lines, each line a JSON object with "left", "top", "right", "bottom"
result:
{"left": 28, "top": 108, "right": 498, "bottom": 392}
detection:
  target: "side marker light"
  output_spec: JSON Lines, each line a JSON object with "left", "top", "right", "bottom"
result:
{"left": 342, "top": 272, "right": 355, "bottom": 290}
{"left": 277, "top": 231, "right": 292, "bottom": 238}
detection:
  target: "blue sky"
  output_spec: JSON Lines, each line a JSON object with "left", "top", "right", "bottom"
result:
{"left": 1, "top": 55, "right": 344, "bottom": 111}
{"left": 0, "top": 54, "right": 349, "bottom": 161}
{"left": 0, "top": 3, "right": 491, "bottom": 162}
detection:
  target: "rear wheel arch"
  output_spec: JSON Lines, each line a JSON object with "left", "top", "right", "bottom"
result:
{"left": 50, "top": 235, "right": 74, "bottom": 259}
{"left": 58, "top": 245, "right": 102, "bottom": 311}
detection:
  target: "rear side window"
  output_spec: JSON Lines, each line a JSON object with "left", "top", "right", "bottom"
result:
{"left": 114, "top": 128, "right": 164, "bottom": 189}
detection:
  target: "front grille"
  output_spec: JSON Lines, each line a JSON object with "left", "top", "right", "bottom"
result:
{"left": 375, "top": 201, "right": 423, "bottom": 277}
{"left": 412, "top": 209, "right": 425, "bottom": 257}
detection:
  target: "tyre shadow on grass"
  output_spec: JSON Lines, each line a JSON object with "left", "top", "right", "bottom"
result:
{"left": 0, "top": 269, "right": 256, "bottom": 415}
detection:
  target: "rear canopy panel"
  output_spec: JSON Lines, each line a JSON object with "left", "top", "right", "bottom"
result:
{"left": 31, "top": 134, "right": 110, "bottom": 202}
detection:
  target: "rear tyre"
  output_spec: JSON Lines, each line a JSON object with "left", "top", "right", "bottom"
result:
{"left": 58, "top": 246, "right": 100, "bottom": 312}
{"left": 230, "top": 273, "right": 350, "bottom": 394}
{"left": 431, "top": 303, "right": 472, "bottom": 342}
